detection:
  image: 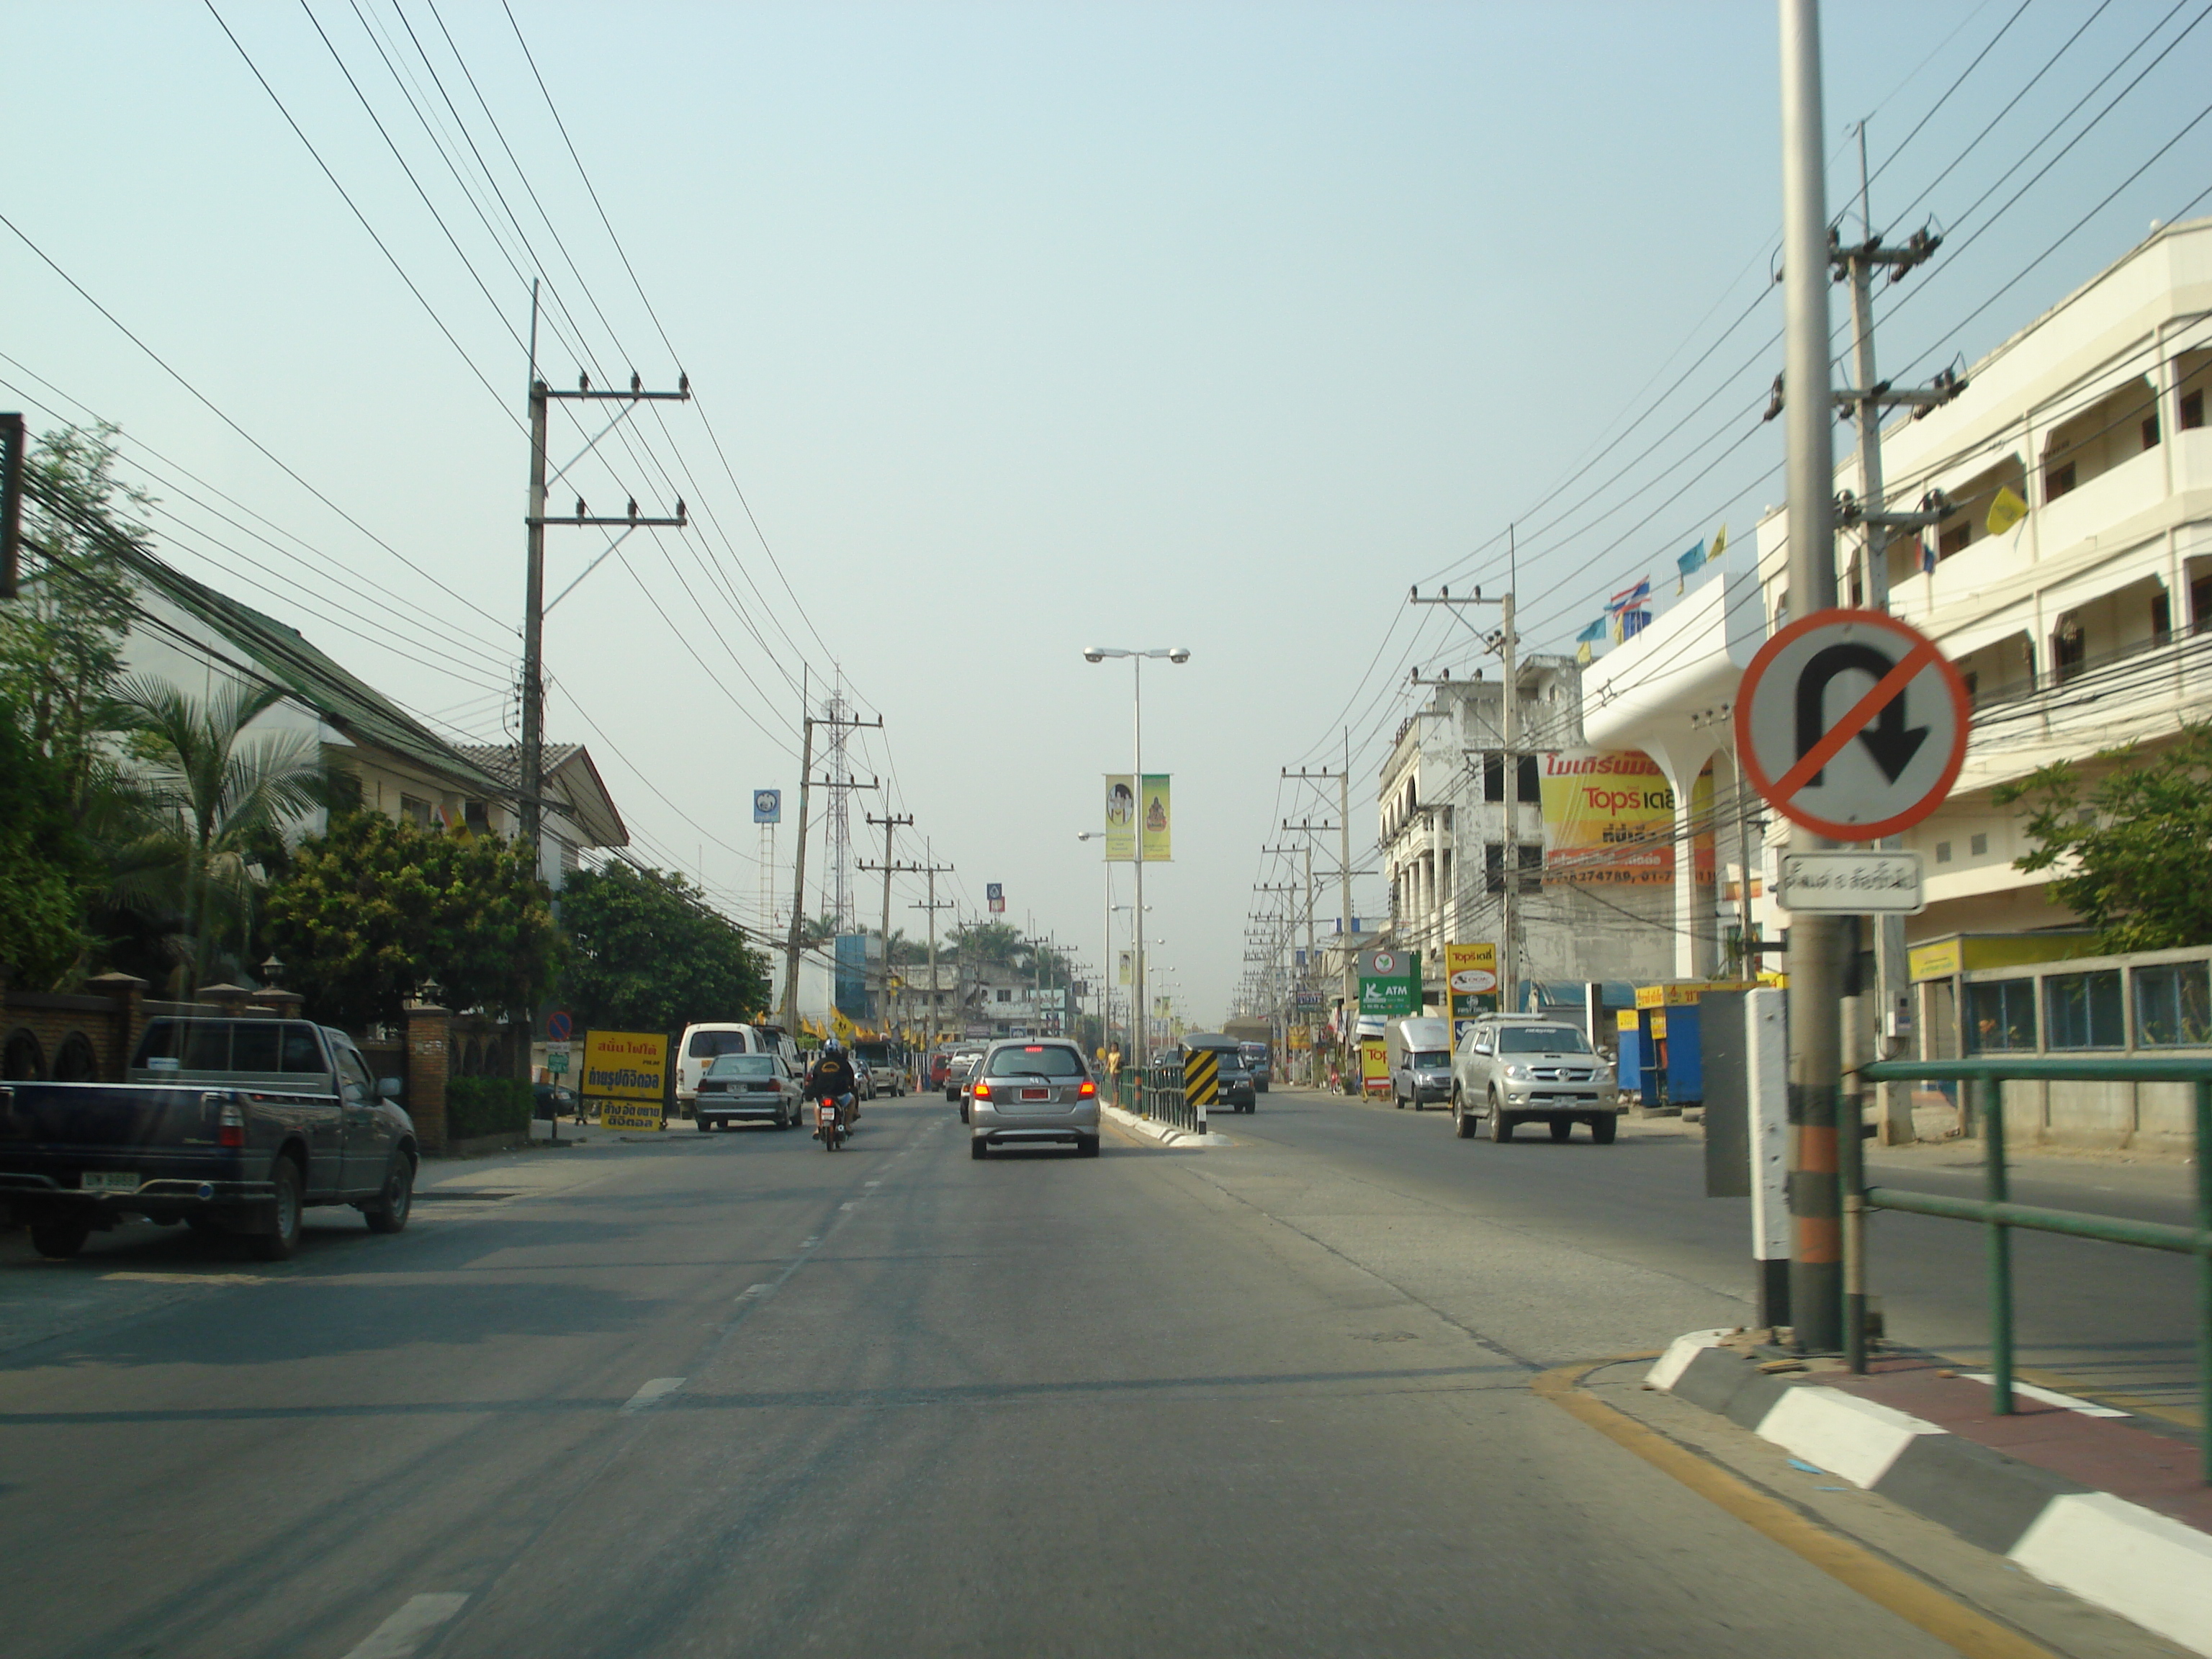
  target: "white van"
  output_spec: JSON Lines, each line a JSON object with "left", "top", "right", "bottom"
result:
{"left": 1387, "top": 1015, "right": 1455, "bottom": 1110}
{"left": 677, "top": 1024, "right": 769, "bottom": 1112}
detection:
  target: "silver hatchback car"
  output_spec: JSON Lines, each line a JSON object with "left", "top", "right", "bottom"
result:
{"left": 968, "top": 1039, "right": 1101, "bottom": 1159}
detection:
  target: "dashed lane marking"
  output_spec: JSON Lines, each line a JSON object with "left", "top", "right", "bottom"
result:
{"left": 621, "top": 1377, "right": 686, "bottom": 1413}
{"left": 337, "top": 1592, "right": 471, "bottom": 1659}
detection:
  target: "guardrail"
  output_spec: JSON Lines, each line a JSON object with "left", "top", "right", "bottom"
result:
{"left": 1137, "top": 1061, "right": 1208, "bottom": 1135}
{"left": 1853, "top": 1055, "right": 2211, "bottom": 1481}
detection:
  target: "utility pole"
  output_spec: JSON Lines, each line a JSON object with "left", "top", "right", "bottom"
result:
{"left": 859, "top": 810, "right": 915, "bottom": 1038}
{"left": 1779, "top": 0, "right": 1843, "bottom": 1354}
{"left": 1835, "top": 118, "right": 1955, "bottom": 1146}
{"left": 778, "top": 688, "right": 881, "bottom": 1033}
{"left": 0, "top": 411, "right": 24, "bottom": 601}
{"left": 521, "top": 282, "right": 690, "bottom": 855}
{"left": 909, "top": 842, "right": 956, "bottom": 1051}
{"left": 1283, "top": 752, "right": 1358, "bottom": 1077}
{"left": 1411, "top": 572, "right": 1518, "bottom": 1004}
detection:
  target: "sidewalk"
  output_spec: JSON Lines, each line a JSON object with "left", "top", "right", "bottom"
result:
{"left": 1646, "top": 1328, "right": 2212, "bottom": 1655}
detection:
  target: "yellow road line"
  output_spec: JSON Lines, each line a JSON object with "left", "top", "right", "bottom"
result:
{"left": 1534, "top": 1357, "right": 2063, "bottom": 1659}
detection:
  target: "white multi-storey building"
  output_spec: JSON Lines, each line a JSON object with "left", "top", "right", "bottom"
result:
{"left": 1584, "top": 216, "right": 2212, "bottom": 981}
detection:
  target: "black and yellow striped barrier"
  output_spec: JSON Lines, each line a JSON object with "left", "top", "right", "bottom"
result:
{"left": 1183, "top": 1047, "right": 1218, "bottom": 1130}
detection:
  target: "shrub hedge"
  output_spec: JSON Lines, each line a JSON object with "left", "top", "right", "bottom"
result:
{"left": 444, "top": 1076, "right": 534, "bottom": 1141}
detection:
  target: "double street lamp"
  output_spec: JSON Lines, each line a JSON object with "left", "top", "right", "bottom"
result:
{"left": 1084, "top": 645, "right": 1189, "bottom": 1075}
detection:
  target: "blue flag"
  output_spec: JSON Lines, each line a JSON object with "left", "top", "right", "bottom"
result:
{"left": 1676, "top": 540, "right": 1707, "bottom": 577}
{"left": 1575, "top": 616, "right": 1608, "bottom": 644}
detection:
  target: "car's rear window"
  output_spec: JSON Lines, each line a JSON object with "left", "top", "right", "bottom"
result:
{"left": 132, "top": 1020, "right": 326, "bottom": 1074}
{"left": 1497, "top": 1026, "right": 1592, "bottom": 1054}
{"left": 707, "top": 1054, "right": 775, "bottom": 1078}
{"left": 984, "top": 1044, "right": 1087, "bottom": 1078}
{"left": 687, "top": 1030, "right": 752, "bottom": 1058}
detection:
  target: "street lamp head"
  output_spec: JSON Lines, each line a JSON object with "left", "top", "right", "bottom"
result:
{"left": 1083, "top": 647, "right": 1105, "bottom": 663}
{"left": 1168, "top": 647, "right": 1190, "bottom": 664}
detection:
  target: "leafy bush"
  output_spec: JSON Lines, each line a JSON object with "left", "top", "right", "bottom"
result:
{"left": 444, "top": 1076, "right": 534, "bottom": 1141}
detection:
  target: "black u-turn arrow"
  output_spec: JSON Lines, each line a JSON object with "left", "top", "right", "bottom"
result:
{"left": 1796, "top": 642, "right": 1929, "bottom": 786}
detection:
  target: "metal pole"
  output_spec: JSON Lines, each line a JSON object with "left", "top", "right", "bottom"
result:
{"left": 1132, "top": 655, "right": 1146, "bottom": 1077}
{"left": 519, "top": 280, "right": 547, "bottom": 855}
{"left": 1984, "top": 1073, "right": 2014, "bottom": 1411}
{"left": 1780, "top": 0, "right": 1845, "bottom": 1353}
{"left": 1341, "top": 733, "right": 1354, "bottom": 1087}
{"left": 925, "top": 848, "right": 939, "bottom": 1050}
{"left": 0, "top": 410, "right": 24, "bottom": 601}
{"left": 1840, "top": 979, "right": 1868, "bottom": 1374}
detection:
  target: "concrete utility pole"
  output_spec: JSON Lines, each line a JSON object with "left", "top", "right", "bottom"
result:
{"left": 859, "top": 810, "right": 914, "bottom": 1037}
{"left": 0, "top": 411, "right": 24, "bottom": 600}
{"left": 1835, "top": 118, "right": 1955, "bottom": 1146}
{"left": 778, "top": 683, "right": 881, "bottom": 1033}
{"left": 1281, "top": 771, "right": 1354, "bottom": 1070}
{"left": 908, "top": 842, "right": 956, "bottom": 1051}
{"left": 1410, "top": 571, "right": 1519, "bottom": 1005}
{"left": 1779, "top": 0, "right": 1843, "bottom": 1354}
{"left": 520, "top": 282, "right": 689, "bottom": 855}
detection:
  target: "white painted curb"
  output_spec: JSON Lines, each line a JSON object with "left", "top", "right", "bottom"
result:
{"left": 1100, "top": 1103, "right": 1231, "bottom": 1148}
{"left": 2011, "top": 1491, "right": 2212, "bottom": 1657}
{"left": 1645, "top": 1328, "right": 1732, "bottom": 1392}
{"left": 1755, "top": 1388, "right": 1941, "bottom": 1489}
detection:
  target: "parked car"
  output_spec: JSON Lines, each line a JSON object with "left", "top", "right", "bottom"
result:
{"left": 1180, "top": 1033, "right": 1256, "bottom": 1113}
{"left": 532, "top": 1082, "right": 577, "bottom": 1120}
{"left": 968, "top": 1039, "right": 1100, "bottom": 1159}
{"left": 853, "top": 1040, "right": 906, "bottom": 1096}
{"left": 693, "top": 1051, "right": 802, "bottom": 1130}
{"left": 1388, "top": 1015, "right": 1454, "bottom": 1110}
{"left": 0, "top": 1015, "right": 417, "bottom": 1261}
{"left": 1449, "top": 1014, "right": 1622, "bottom": 1143}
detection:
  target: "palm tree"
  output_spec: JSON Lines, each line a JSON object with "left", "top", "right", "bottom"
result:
{"left": 111, "top": 675, "right": 331, "bottom": 994}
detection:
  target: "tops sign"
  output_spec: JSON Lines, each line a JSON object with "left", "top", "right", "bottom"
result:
{"left": 581, "top": 1030, "right": 669, "bottom": 1100}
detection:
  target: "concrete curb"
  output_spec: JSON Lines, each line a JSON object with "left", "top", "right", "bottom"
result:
{"left": 1100, "top": 1103, "right": 1231, "bottom": 1148}
{"left": 1646, "top": 1331, "right": 2212, "bottom": 1655}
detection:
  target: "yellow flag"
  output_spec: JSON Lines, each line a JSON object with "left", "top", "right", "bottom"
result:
{"left": 1575, "top": 641, "right": 1593, "bottom": 667}
{"left": 1985, "top": 485, "right": 2028, "bottom": 536}
{"left": 1709, "top": 523, "right": 1727, "bottom": 564}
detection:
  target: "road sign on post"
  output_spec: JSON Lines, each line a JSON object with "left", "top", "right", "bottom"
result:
{"left": 1735, "top": 608, "right": 1969, "bottom": 840}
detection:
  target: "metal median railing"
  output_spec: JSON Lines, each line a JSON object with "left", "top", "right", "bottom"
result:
{"left": 1136, "top": 1060, "right": 1208, "bottom": 1135}
{"left": 1853, "top": 1055, "right": 2211, "bottom": 1481}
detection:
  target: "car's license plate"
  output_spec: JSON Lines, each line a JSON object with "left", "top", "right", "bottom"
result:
{"left": 1021, "top": 1087, "right": 1051, "bottom": 1101}
{"left": 81, "top": 1171, "right": 138, "bottom": 1194}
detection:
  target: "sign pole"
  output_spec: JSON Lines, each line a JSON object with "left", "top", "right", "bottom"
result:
{"left": 1779, "top": 0, "right": 1845, "bottom": 1354}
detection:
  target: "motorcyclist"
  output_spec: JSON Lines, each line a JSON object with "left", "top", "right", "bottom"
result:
{"left": 804, "top": 1037, "right": 860, "bottom": 1136}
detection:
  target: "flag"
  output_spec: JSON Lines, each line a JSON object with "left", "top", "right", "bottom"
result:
{"left": 1709, "top": 523, "right": 1728, "bottom": 565}
{"left": 1575, "top": 642, "right": 1593, "bottom": 666}
{"left": 1676, "top": 540, "right": 1707, "bottom": 579}
{"left": 1985, "top": 485, "right": 2028, "bottom": 536}
{"left": 1920, "top": 537, "right": 1938, "bottom": 575}
{"left": 1606, "top": 577, "right": 1651, "bottom": 616}
{"left": 1575, "top": 616, "right": 1608, "bottom": 644}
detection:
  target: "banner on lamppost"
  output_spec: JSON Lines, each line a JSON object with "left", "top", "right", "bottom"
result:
{"left": 1141, "top": 774, "right": 1172, "bottom": 861}
{"left": 1118, "top": 949, "right": 1133, "bottom": 985}
{"left": 1104, "top": 775, "right": 1136, "bottom": 861}
{"left": 1104, "top": 774, "right": 1171, "bottom": 861}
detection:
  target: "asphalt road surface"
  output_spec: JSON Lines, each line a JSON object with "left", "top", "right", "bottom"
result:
{"left": 0, "top": 1092, "right": 2190, "bottom": 1658}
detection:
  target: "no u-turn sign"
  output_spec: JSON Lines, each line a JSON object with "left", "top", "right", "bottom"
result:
{"left": 1735, "top": 608, "right": 1970, "bottom": 842}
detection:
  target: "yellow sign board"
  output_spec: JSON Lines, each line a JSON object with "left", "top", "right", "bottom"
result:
{"left": 1360, "top": 1037, "right": 1390, "bottom": 1094}
{"left": 600, "top": 1098, "right": 667, "bottom": 1131}
{"left": 1445, "top": 942, "right": 1497, "bottom": 1007}
{"left": 1634, "top": 981, "right": 1759, "bottom": 1009}
{"left": 582, "top": 1029, "right": 669, "bottom": 1100}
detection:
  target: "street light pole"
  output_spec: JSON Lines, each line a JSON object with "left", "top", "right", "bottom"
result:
{"left": 1084, "top": 645, "right": 1190, "bottom": 1085}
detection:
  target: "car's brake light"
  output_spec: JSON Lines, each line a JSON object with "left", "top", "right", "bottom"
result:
{"left": 217, "top": 1102, "right": 246, "bottom": 1148}
{"left": 971, "top": 1081, "right": 992, "bottom": 1100}
{"left": 1077, "top": 1079, "right": 1096, "bottom": 1098}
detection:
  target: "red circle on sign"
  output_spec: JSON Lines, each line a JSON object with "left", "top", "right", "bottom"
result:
{"left": 1733, "top": 607, "right": 1971, "bottom": 842}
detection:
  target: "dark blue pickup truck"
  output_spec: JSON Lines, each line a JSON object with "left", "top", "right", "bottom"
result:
{"left": 0, "top": 1016, "right": 418, "bottom": 1261}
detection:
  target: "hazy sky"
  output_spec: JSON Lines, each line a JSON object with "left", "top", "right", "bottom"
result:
{"left": 6, "top": 1, "right": 2207, "bottom": 1020}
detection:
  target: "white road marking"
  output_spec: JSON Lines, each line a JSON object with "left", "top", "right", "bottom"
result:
{"left": 339, "top": 1592, "right": 470, "bottom": 1659}
{"left": 839, "top": 1202, "right": 858, "bottom": 1211}
{"left": 865, "top": 1179, "right": 883, "bottom": 1187}
{"left": 621, "top": 1377, "right": 687, "bottom": 1413}
{"left": 1961, "top": 1372, "right": 2129, "bottom": 1417}
{"left": 101, "top": 1272, "right": 265, "bottom": 1285}
{"left": 740, "top": 1283, "right": 773, "bottom": 1298}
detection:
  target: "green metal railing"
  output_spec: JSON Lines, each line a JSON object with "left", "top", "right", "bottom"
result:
{"left": 1134, "top": 1061, "right": 1208, "bottom": 1135}
{"left": 1853, "top": 1055, "right": 2211, "bottom": 1481}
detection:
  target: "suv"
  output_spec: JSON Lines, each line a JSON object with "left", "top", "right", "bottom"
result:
{"left": 968, "top": 1039, "right": 1100, "bottom": 1159}
{"left": 1449, "top": 1015, "right": 1622, "bottom": 1143}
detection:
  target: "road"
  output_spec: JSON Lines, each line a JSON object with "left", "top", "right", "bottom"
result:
{"left": 0, "top": 1090, "right": 2190, "bottom": 1658}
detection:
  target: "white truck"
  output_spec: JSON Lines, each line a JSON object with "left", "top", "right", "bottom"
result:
{"left": 1386, "top": 1015, "right": 1455, "bottom": 1110}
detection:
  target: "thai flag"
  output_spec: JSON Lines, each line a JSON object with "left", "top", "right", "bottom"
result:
{"left": 1606, "top": 578, "right": 1652, "bottom": 616}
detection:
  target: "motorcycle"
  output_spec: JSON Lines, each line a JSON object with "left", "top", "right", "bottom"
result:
{"left": 815, "top": 1095, "right": 845, "bottom": 1152}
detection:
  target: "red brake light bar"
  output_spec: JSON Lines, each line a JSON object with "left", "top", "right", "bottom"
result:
{"left": 1077, "top": 1079, "right": 1096, "bottom": 1098}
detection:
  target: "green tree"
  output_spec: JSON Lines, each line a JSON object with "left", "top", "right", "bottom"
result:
{"left": 111, "top": 675, "right": 333, "bottom": 992}
{"left": 264, "top": 811, "right": 560, "bottom": 1029}
{"left": 0, "top": 703, "right": 97, "bottom": 987}
{"left": 1995, "top": 724, "right": 2212, "bottom": 952}
{"left": 557, "top": 861, "right": 770, "bottom": 1034}
{"left": 0, "top": 424, "right": 149, "bottom": 820}
{"left": 948, "top": 919, "right": 1023, "bottom": 967}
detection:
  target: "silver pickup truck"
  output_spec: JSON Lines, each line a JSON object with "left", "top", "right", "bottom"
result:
{"left": 0, "top": 1015, "right": 418, "bottom": 1260}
